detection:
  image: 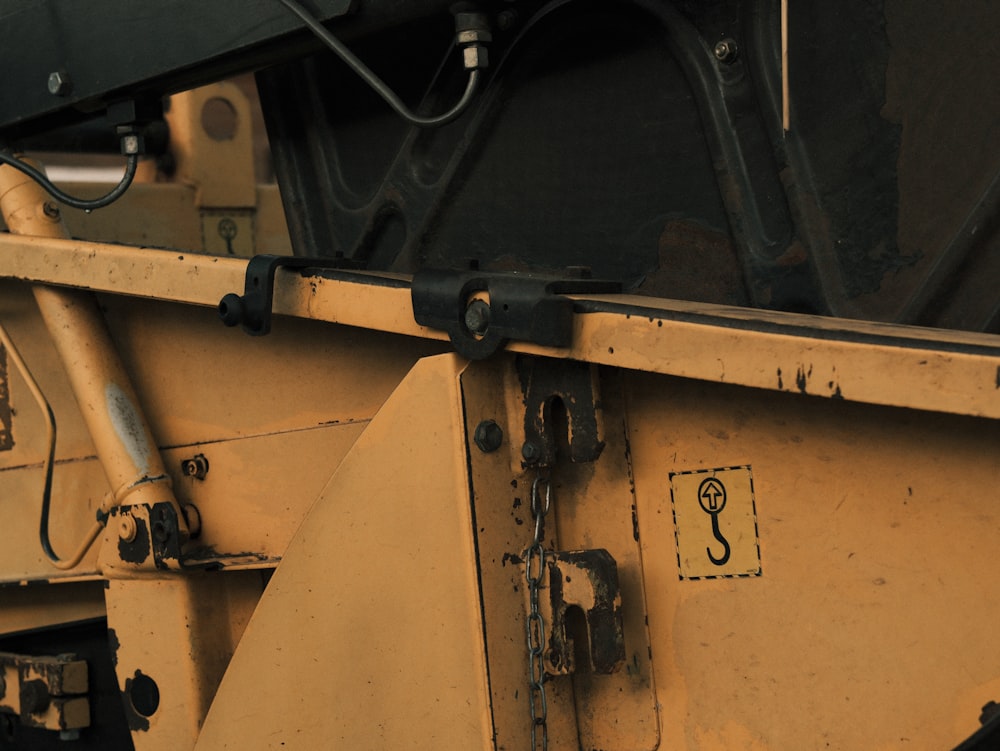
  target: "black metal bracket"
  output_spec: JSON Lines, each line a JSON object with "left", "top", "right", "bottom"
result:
{"left": 411, "top": 268, "right": 621, "bottom": 360}
{"left": 517, "top": 356, "right": 605, "bottom": 467}
{"left": 219, "top": 254, "right": 362, "bottom": 336}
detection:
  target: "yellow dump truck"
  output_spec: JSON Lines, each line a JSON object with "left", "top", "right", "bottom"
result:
{"left": 0, "top": 1, "right": 998, "bottom": 749}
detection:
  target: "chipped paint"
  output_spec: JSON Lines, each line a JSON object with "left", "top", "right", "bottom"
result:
{"left": 105, "top": 383, "right": 152, "bottom": 477}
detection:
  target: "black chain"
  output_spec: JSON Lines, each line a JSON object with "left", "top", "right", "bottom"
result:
{"left": 525, "top": 475, "right": 552, "bottom": 751}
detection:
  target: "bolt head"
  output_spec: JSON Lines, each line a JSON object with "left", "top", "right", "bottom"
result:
{"left": 464, "top": 299, "right": 491, "bottom": 335}
{"left": 47, "top": 70, "right": 72, "bottom": 97}
{"left": 521, "top": 440, "right": 541, "bottom": 463}
{"left": 474, "top": 420, "right": 503, "bottom": 453}
{"left": 714, "top": 39, "right": 739, "bottom": 64}
{"left": 118, "top": 515, "right": 137, "bottom": 543}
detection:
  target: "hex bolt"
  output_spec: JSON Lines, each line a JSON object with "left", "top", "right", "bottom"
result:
{"left": 521, "top": 440, "right": 541, "bottom": 464}
{"left": 118, "top": 515, "right": 137, "bottom": 544}
{"left": 714, "top": 38, "right": 739, "bottom": 64}
{"left": 464, "top": 299, "right": 491, "bottom": 335}
{"left": 47, "top": 70, "right": 72, "bottom": 97}
{"left": 474, "top": 420, "right": 503, "bottom": 453}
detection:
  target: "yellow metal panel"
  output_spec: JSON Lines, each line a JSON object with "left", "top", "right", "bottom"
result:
{"left": 106, "top": 571, "right": 264, "bottom": 751}
{"left": 194, "top": 354, "right": 493, "bottom": 751}
{"left": 0, "top": 581, "right": 105, "bottom": 636}
{"left": 627, "top": 372, "right": 1000, "bottom": 749}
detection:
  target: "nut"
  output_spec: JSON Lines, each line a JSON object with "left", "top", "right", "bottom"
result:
{"left": 522, "top": 440, "right": 541, "bottom": 464}
{"left": 47, "top": 70, "right": 72, "bottom": 97}
{"left": 474, "top": 420, "right": 503, "bottom": 453}
{"left": 462, "top": 45, "right": 489, "bottom": 70}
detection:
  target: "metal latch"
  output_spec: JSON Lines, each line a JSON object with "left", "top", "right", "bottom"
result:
{"left": 525, "top": 548, "right": 626, "bottom": 677}
{"left": 411, "top": 268, "right": 621, "bottom": 360}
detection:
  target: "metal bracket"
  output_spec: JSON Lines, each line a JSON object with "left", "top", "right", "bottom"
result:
{"left": 219, "top": 254, "right": 362, "bottom": 336}
{"left": 114, "top": 503, "right": 184, "bottom": 570}
{"left": 523, "top": 548, "right": 625, "bottom": 677}
{"left": 518, "top": 357, "right": 605, "bottom": 467}
{"left": 0, "top": 652, "right": 89, "bottom": 733}
{"left": 411, "top": 268, "right": 621, "bottom": 360}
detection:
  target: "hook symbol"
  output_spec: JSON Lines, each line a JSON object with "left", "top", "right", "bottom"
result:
{"left": 707, "top": 513, "right": 731, "bottom": 565}
{"left": 698, "top": 477, "right": 731, "bottom": 567}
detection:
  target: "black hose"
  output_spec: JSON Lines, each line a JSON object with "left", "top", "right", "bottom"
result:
{"left": 0, "top": 150, "right": 139, "bottom": 211}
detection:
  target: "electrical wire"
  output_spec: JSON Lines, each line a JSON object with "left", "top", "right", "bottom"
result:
{"left": 278, "top": 0, "right": 482, "bottom": 128}
{"left": 0, "top": 150, "right": 138, "bottom": 212}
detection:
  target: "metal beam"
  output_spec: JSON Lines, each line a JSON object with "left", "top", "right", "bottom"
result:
{"left": 0, "top": 234, "right": 997, "bottom": 420}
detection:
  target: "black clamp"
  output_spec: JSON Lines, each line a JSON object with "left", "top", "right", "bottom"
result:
{"left": 411, "top": 268, "right": 621, "bottom": 360}
{"left": 219, "top": 254, "right": 361, "bottom": 336}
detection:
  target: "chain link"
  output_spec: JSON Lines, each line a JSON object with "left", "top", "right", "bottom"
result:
{"left": 525, "top": 474, "right": 552, "bottom": 751}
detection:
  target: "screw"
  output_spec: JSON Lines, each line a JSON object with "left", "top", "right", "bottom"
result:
{"left": 42, "top": 202, "right": 60, "bottom": 219}
{"left": 474, "top": 420, "right": 503, "bottom": 453}
{"left": 714, "top": 38, "right": 739, "bottom": 64}
{"left": 47, "top": 70, "right": 72, "bottom": 97}
{"left": 118, "top": 515, "right": 137, "bottom": 544}
{"left": 521, "top": 440, "right": 541, "bottom": 464}
{"left": 464, "top": 299, "right": 491, "bottom": 335}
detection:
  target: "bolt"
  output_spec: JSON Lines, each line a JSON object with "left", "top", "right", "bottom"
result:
{"left": 118, "top": 515, "right": 137, "bottom": 544}
{"left": 181, "top": 454, "right": 209, "bottom": 480}
{"left": 714, "top": 38, "right": 739, "bottom": 64}
{"left": 464, "top": 299, "right": 491, "bottom": 335}
{"left": 47, "top": 70, "right": 72, "bottom": 97}
{"left": 151, "top": 520, "right": 169, "bottom": 544}
{"left": 42, "top": 202, "right": 60, "bottom": 220}
{"left": 521, "top": 440, "right": 541, "bottom": 464}
{"left": 474, "top": 420, "right": 503, "bottom": 453}
{"left": 19, "top": 679, "right": 50, "bottom": 714}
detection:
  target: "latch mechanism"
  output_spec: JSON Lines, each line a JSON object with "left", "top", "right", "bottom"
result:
{"left": 411, "top": 268, "right": 621, "bottom": 360}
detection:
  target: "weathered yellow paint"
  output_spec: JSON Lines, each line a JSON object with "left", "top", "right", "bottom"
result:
{"left": 0, "top": 235, "right": 996, "bottom": 421}
{"left": 194, "top": 355, "right": 494, "bottom": 751}
{"left": 627, "top": 372, "right": 1000, "bottom": 749}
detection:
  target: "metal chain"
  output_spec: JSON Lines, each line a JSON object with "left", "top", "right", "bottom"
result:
{"left": 525, "top": 474, "right": 552, "bottom": 751}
